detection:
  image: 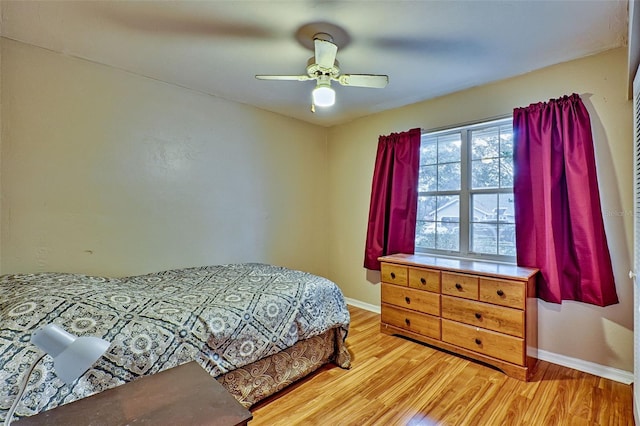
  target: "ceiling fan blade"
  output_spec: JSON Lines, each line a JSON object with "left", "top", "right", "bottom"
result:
{"left": 369, "top": 36, "right": 484, "bottom": 57}
{"left": 255, "top": 75, "right": 314, "bottom": 81}
{"left": 337, "top": 74, "right": 389, "bottom": 88}
{"left": 103, "top": 4, "right": 275, "bottom": 39}
{"left": 314, "top": 38, "right": 338, "bottom": 69}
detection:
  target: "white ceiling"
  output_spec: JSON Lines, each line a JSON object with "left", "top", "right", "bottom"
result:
{"left": 0, "top": 1, "right": 629, "bottom": 127}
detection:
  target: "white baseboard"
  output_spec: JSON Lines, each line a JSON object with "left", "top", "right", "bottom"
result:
{"left": 537, "top": 349, "right": 633, "bottom": 385}
{"left": 345, "top": 297, "right": 380, "bottom": 314}
{"left": 344, "top": 298, "right": 633, "bottom": 384}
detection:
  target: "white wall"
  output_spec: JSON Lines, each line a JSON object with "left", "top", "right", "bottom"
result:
{"left": 0, "top": 39, "right": 329, "bottom": 278}
{"left": 327, "top": 47, "right": 633, "bottom": 372}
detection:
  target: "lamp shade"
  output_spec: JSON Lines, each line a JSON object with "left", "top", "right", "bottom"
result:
{"left": 31, "top": 324, "right": 110, "bottom": 384}
{"left": 312, "top": 84, "right": 335, "bottom": 107}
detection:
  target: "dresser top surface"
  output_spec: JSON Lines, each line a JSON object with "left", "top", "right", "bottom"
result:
{"left": 378, "top": 253, "right": 538, "bottom": 280}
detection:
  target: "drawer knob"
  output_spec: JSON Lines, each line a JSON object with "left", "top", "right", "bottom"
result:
{"left": 405, "top": 318, "right": 411, "bottom": 326}
{"left": 420, "top": 277, "right": 427, "bottom": 285}
{"left": 497, "top": 289, "right": 505, "bottom": 297}
{"left": 391, "top": 272, "right": 396, "bottom": 279}
{"left": 405, "top": 296, "right": 411, "bottom": 304}
{"left": 475, "top": 338, "right": 482, "bottom": 345}
{"left": 455, "top": 283, "right": 463, "bottom": 290}
{"left": 474, "top": 312, "right": 482, "bottom": 319}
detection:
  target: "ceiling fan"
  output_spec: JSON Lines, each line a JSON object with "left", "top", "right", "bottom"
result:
{"left": 255, "top": 32, "right": 389, "bottom": 112}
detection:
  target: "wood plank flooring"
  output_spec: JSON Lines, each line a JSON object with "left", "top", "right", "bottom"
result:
{"left": 250, "top": 306, "right": 633, "bottom": 425}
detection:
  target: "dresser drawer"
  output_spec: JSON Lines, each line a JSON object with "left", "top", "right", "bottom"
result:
{"left": 441, "top": 296, "right": 524, "bottom": 338}
{"left": 381, "top": 305, "right": 440, "bottom": 339}
{"left": 441, "top": 319, "right": 524, "bottom": 365}
{"left": 381, "top": 263, "right": 408, "bottom": 286}
{"left": 442, "top": 272, "right": 478, "bottom": 300}
{"left": 408, "top": 267, "right": 440, "bottom": 293}
{"left": 479, "top": 278, "right": 525, "bottom": 309}
{"left": 382, "top": 283, "right": 440, "bottom": 316}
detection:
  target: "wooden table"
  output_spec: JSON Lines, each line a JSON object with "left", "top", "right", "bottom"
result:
{"left": 14, "top": 361, "right": 253, "bottom": 425}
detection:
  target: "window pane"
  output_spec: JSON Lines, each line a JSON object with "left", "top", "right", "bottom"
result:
{"left": 416, "top": 195, "right": 436, "bottom": 249}
{"left": 471, "top": 193, "right": 497, "bottom": 221}
{"left": 471, "top": 193, "right": 498, "bottom": 254}
{"left": 421, "top": 137, "right": 437, "bottom": 165}
{"left": 471, "top": 127, "right": 500, "bottom": 160}
{"left": 436, "top": 225, "right": 459, "bottom": 251}
{"left": 471, "top": 223, "right": 497, "bottom": 254}
{"left": 415, "top": 220, "right": 436, "bottom": 249}
{"left": 498, "top": 224, "right": 516, "bottom": 256}
{"left": 498, "top": 193, "right": 515, "bottom": 223}
{"left": 435, "top": 195, "right": 459, "bottom": 251}
{"left": 435, "top": 195, "right": 459, "bottom": 222}
{"left": 472, "top": 158, "right": 499, "bottom": 189}
{"left": 418, "top": 165, "right": 437, "bottom": 192}
{"left": 415, "top": 195, "right": 458, "bottom": 251}
{"left": 438, "top": 162, "right": 461, "bottom": 191}
{"left": 470, "top": 193, "right": 515, "bottom": 255}
{"left": 417, "top": 195, "right": 437, "bottom": 221}
{"left": 500, "top": 124, "right": 513, "bottom": 158}
{"left": 416, "top": 220, "right": 436, "bottom": 249}
{"left": 437, "top": 133, "right": 461, "bottom": 163}
{"left": 500, "top": 157, "right": 514, "bottom": 188}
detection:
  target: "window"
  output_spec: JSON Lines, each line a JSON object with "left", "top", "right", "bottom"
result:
{"left": 415, "top": 117, "right": 515, "bottom": 261}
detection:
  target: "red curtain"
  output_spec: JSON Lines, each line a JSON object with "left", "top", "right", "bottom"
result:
{"left": 364, "top": 128, "right": 421, "bottom": 270}
{"left": 513, "top": 94, "right": 618, "bottom": 306}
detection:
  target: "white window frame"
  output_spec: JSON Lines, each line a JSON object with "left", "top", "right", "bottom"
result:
{"left": 415, "top": 116, "right": 516, "bottom": 263}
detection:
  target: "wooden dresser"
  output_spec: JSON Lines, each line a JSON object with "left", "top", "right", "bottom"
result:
{"left": 379, "top": 253, "right": 539, "bottom": 381}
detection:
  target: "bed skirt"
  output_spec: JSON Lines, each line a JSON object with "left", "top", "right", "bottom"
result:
{"left": 216, "top": 327, "right": 350, "bottom": 407}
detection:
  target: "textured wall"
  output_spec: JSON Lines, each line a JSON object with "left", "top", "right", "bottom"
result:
{"left": 1, "top": 39, "right": 329, "bottom": 277}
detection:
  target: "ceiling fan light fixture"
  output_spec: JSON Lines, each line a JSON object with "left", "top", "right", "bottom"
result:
{"left": 312, "top": 83, "right": 335, "bottom": 107}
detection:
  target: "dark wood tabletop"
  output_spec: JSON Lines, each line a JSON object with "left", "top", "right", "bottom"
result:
{"left": 13, "top": 361, "right": 252, "bottom": 425}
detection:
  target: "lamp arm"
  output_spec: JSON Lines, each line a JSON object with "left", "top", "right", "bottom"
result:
{"left": 4, "top": 353, "right": 46, "bottom": 426}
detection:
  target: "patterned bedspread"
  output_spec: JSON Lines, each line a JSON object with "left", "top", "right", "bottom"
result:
{"left": 0, "top": 263, "right": 350, "bottom": 421}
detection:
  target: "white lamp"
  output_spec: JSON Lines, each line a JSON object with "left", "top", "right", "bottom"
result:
{"left": 31, "top": 324, "right": 110, "bottom": 384}
{"left": 5, "top": 324, "right": 110, "bottom": 425}
{"left": 312, "top": 75, "right": 335, "bottom": 107}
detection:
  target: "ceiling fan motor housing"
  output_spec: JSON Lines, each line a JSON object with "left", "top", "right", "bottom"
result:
{"left": 306, "top": 59, "right": 340, "bottom": 78}
{"left": 313, "top": 32, "right": 334, "bottom": 43}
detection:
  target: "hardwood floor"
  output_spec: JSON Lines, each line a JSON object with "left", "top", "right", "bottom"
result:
{"left": 250, "top": 305, "right": 633, "bottom": 425}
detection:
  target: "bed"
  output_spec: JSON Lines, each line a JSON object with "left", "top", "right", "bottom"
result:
{"left": 0, "top": 263, "right": 351, "bottom": 423}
